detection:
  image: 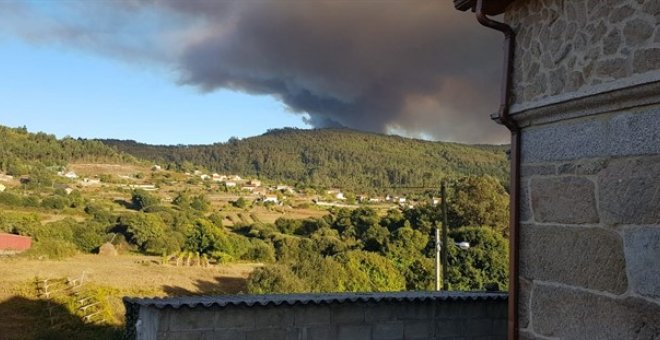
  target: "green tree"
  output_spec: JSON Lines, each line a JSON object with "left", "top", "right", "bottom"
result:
{"left": 131, "top": 189, "right": 160, "bottom": 211}
{"left": 447, "top": 176, "right": 509, "bottom": 233}
{"left": 447, "top": 226, "right": 509, "bottom": 291}
{"left": 184, "top": 219, "right": 222, "bottom": 255}
{"left": 118, "top": 213, "right": 167, "bottom": 253}
{"left": 246, "top": 265, "right": 308, "bottom": 294}
{"left": 339, "top": 251, "right": 405, "bottom": 292}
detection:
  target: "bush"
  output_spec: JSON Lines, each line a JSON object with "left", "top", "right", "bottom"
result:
{"left": 131, "top": 189, "right": 160, "bottom": 211}
{"left": 233, "top": 197, "right": 249, "bottom": 209}
{"left": 23, "top": 239, "right": 78, "bottom": 260}
{"left": 41, "top": 196, "right": 69, "bottom": 210}
{"left": 242, "top": 241, "right": 275, "bottom": 263}
{"left": 246, "top": 265, "right": 308, "bottom": 294}
{"left": 0, "top": 191, "right": 23, "bottom": 206}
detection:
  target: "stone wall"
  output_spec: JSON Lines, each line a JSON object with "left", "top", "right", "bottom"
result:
{"left": 502, "top": 0, "right": 660, "bottom": 338}
{"left": 124, "top": 292, "right": 507, "bottom": 340}
{"left": 505, "top": 0, "right": 659, "bottom": 109}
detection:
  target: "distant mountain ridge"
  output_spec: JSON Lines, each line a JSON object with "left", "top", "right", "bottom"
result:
{"left": 100, "top": 128, "right": 509, "bottom": 191}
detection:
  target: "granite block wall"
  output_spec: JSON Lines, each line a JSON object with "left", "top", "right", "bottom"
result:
{"left": 503, "top": 0, "right": 660, "bottom": 338}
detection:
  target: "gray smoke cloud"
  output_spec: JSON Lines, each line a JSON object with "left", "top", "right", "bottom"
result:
{"left": 0, "top": 0, "right": 508, "bottom": 144}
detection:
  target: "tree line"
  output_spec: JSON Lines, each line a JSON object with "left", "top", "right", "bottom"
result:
{"left": 101, "top": 128, "right": 509, "bottom": 192}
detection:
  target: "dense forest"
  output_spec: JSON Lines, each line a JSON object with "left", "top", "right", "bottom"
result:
{"left": 0, "top": 125, "right": 136, "bottom": 175}
{"left": 101, "top": 128, "right": 509, "bottom": 191}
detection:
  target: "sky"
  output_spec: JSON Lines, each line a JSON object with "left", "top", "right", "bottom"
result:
{"left": 0, "top": 0, "right": 509, "bottom": 145}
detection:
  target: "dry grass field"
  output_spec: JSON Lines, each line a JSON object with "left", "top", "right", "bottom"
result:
{"left": 68, "top": 163, "right": 151, "bottom": 177}
{"left": 0, "top": 254, "right": 259, "bottom": 339}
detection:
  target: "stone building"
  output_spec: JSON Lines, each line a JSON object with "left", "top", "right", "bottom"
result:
{"left": 456, "top": 0, "right": 659, "bottom": 339}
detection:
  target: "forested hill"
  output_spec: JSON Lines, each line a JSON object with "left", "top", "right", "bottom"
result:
{"left": 0, "top": 125, "right": 136, "bottom": 175}
{"left": 101, "top": 128, "right": 509, "bottom": 190}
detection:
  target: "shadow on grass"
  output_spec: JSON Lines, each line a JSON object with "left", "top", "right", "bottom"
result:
{"left": 161, "top": 276, "right": 247, "bottom": 296}
{"left": 0, "top": 296, "right": 122, "bottom": 340}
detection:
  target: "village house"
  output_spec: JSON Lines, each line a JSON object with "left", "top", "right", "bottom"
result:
{"left": 0, "top": 183, "right": 5, "bottom": 192}
{"left": 241, "top": 185, "right": 257, "bottom": 192}
{"left": 223, "top": 181, "right": 237, "bottom": 188}
{"left": 81, "top": 177, "right": 101, "bottom": 186}
{"left": 228, "top": 175, "right": 242, "bottom": 181}
{"left": 56, "top": 184, "right": 74, "bottom": 195}
{"left": 62, "top": 171, "right": 78, "bottom": 179}
{"left": 261, "top": 196, "right": 279, "bottom": 204}
{"left": 212, "top": 173, "right": 227, "bottom": 182}
{"left": 0, "top": 174, "right": 13, "bottom": 182}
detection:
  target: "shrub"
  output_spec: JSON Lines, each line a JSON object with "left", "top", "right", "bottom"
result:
{"left": 41, "top": 196, "right": 69, "bottom": 210}
{"left": 23, "top": 239, "right": 78, "bottom": 260}
{"left": 242, "top": 241, "right": 275, "bottom": 263}
{"left": 0, "top": 191, "right": 23, "bottom": 206}
{"left": 130, "top": 189, "right": 160, "bottom": 211}
{"left": 246, "top": 265, "right": 308, "bottom": 294}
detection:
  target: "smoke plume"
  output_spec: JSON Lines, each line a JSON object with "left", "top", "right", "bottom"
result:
{"left": 0, "top": 0, "right": 508, "bottom": 143}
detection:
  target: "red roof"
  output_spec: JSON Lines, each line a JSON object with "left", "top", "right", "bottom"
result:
{"left": 0, "top": 233, "right": 32, "bottom": 251}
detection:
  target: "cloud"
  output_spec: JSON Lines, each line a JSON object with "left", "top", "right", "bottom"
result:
{"left": 0, "top": 0, "right": 509, "bottom": 144}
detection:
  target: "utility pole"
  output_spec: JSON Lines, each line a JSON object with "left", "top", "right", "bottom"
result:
{"left": 441, "top": 180, "right": 449, "bottom": 290}
{"left": 435, "top": 223, "right": 441, "bottom": 291}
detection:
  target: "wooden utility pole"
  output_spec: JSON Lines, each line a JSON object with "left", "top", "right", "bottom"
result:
{"left": 441, "top": 180, "right": 449, "bottom": 290}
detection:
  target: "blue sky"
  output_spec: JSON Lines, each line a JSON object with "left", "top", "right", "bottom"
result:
{"left": 0, "top": 36, "right": 308, "bottom": 145}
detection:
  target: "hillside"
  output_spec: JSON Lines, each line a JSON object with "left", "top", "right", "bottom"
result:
{"left": 101, "top": 128, "right": 509, "bottom": 191}
{"left": 0, "top": 125, "right": 136, "bottom": 175}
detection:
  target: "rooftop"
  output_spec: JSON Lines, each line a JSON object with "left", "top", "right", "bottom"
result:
{"left": 124, "top": 291, "right": 507, "bottom": 309}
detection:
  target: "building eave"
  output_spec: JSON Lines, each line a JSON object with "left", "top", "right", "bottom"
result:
{"left": 453, "top": 0, "right": 515, "bottom": 15}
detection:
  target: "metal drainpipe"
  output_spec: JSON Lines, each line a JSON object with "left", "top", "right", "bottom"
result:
{"left": 474, "top": 1, "right": 521, "bottom": 340}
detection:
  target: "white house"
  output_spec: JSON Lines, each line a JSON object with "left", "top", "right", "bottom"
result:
{"left": 63, "top": 171, "right": 78, "bottom": 179}
{"left": 241, "top": 185, "right": 257, "bottom": 192}
{"left": 81, "top": 178, "right": 101, "bottom": 186}
{"left": 200, "top": 174, "right": 211, "bottom": 180}
{"left": 335, "top": 192, "right": 346, "bottom": 200}
{"left": 262, "top": 196, "right": 279, "bottom": 204}
{"left": 224, "top": 181, "right": 237, "bottom": 188}
{"left": 212, "top": 173, "right": 227, "bottom": 182}
{"left": 0, "top": 184, "right": 5, "bottom": 192}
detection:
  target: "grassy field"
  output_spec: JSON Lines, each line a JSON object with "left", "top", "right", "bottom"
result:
{"left": 0, "top": 254, "right": 259, "bottom": 339}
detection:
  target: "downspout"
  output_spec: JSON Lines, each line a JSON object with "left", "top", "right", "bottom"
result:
{"left": 474, "top": 1, "right": 520, "bottom": 340}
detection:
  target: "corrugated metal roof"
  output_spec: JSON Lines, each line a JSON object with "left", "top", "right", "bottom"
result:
{"left": 124, "top": 291, "right": 507, "bottom": 309}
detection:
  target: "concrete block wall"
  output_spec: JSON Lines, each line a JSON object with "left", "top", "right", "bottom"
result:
{"left": 124, "top": 293, "right": 507, "bottom": 340}
{"left": 503, "top": 0, "right": 660, "bottom": 338}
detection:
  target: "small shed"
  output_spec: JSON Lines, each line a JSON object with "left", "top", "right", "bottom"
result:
{"left": 0, "top": 233, "right": 32, "bottom": 253}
